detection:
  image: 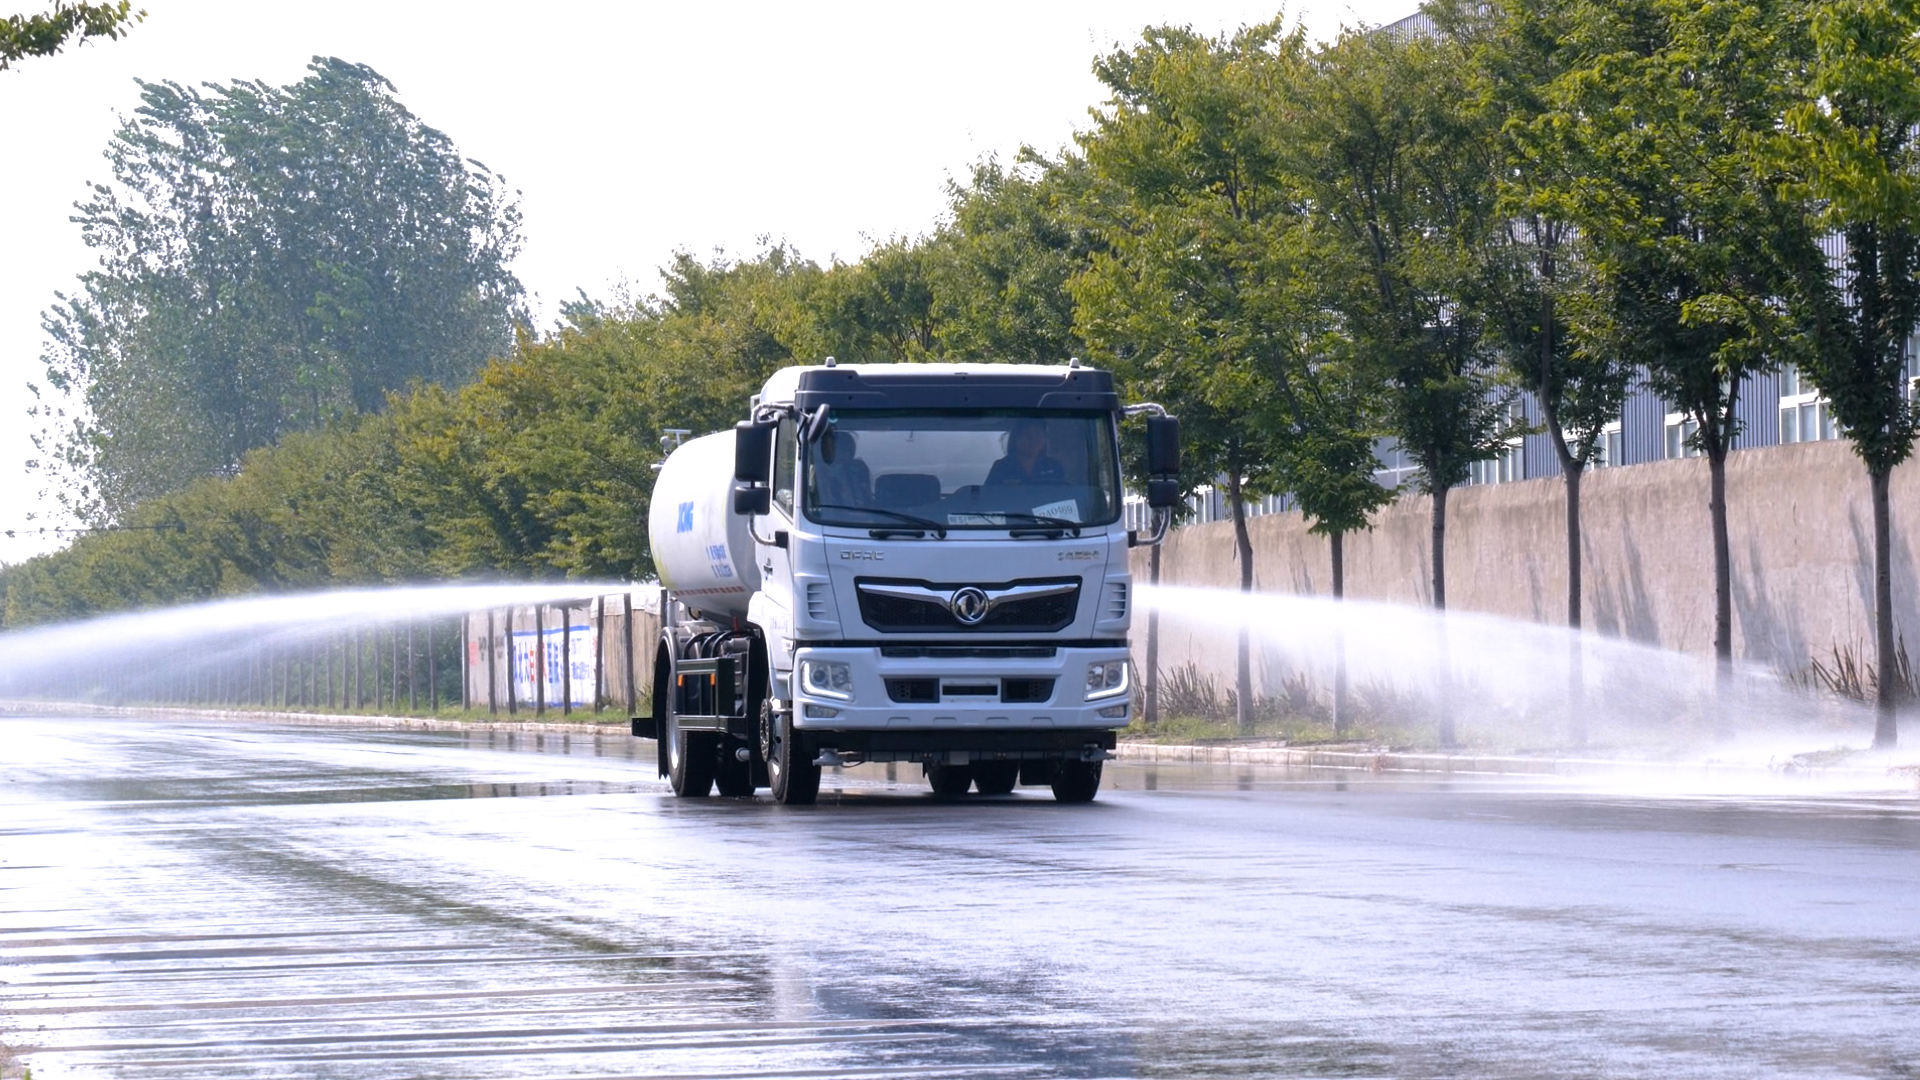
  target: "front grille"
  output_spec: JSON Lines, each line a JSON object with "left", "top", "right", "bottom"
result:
{"left": 856, "top": 578, "right": 1080, "bottom": 634}
{"left": 880, "top": 645, "right": 1057, "bottom": 659}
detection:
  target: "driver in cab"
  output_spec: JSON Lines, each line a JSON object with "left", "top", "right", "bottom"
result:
{"left": 985, "top": 417, "right": 1065, "bottom": 487}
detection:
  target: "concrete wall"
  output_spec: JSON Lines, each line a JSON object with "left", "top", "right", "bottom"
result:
{"left": 1132, "top": 438, "right": 1920, "bottom": 686}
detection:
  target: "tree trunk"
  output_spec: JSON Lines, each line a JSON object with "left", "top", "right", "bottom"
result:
{"left": 1431, "top": 485, "right": 1455, "bottom": 745}
{"left": 486, "top": 610, "right": 499, "bottom": 716}
{"left": 1565, "top": 462, "right": 1586, "bottom": 747}
{"left": 1227, "top": 471, "right": 1255, "bottom": 736}
{"left": 1708, "top": 447, "right": 1733, "bottom": 680}
{"left": 1565, "top": 463, "right": 1583, "bottom": 630}
{"left": 622, "top": 592, "right": 636, "bottom": 715}
{"left": 593, "top": 597, "right": 606, "bottom": 714}
{"left": 1145, "top": 540, "right": 1162, "bottom": 729}
{"left": 535, "top": 605, "right": 547, "bottom": 717}
{"left": 1331, "top": 530, "right": 1348, "bottom": 740}
{"left": 1872, "top": 466, "right": 1900, "bottom": 749}
{"left": 505, "top": 608, "right": 517, "bottom": 716}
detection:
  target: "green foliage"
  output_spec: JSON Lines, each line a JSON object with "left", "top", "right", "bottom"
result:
{"left": 1768, "top": 0, "right": 1920, "bottom": 478}
{"left": 1288, "top": 20, "right": 1517, "bottom": 498}
{"left": 0, "top": 0, "right": 138, "bottom": 70}
{"left": 1074, "top": 21, "right": 1320, "bottom": 511}
{"left": 1444, "top": 0, "right": 1636, "bottom": 474}
{"left": 1537, "top": 0, "right": 1803, "bottom": 459}
{"left": 37, "top": 57, "right": 526, "bottom": 524}
{"left": 2, "top": 247, "right": 824, "bottom": 625}
{"left": 932, "top": 154, "right": 1096, "bottom": 365}
{"left": 19, "top": 3, "right": 1920, "bottom": 682}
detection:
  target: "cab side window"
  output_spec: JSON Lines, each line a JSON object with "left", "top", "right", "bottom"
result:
{"left": 773, "top": 418, "right": 797, "bottom": 516}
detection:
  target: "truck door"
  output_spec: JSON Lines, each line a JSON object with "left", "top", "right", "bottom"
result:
{"left": 748, "top": 418, "right": 798, "bottom": 686}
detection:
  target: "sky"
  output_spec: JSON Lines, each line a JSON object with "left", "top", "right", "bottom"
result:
{"left": 0, "top": 0, "right": 1414, "bottom": 566}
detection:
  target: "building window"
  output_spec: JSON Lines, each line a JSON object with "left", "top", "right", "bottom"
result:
{"left": 1665, "top": 411, "right": 1702, "bottom": 459}
{"left": 1470, "top": 401, "right": 1527, "bottom": 485}
{"left": 1905, "top": 333, "right": 1920, "bottom": 402}
{"left": 1778, "top": 365, "right": 1836, "bottom": 444}
{"left": 1594, "top": 420, "right": 1624, "bottom": 468}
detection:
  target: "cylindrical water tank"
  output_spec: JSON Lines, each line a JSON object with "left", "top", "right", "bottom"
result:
{"left": 648, "top": 431, "right": 760, "bottom": 621}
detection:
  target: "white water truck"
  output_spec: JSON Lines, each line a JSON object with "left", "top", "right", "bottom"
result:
{"left": 637, "top": 360, "right": 1181, "bottom": 804}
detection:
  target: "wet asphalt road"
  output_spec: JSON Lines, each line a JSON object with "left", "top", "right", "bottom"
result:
{"left": 2, "top": 714, "right": 1918, "bottom": 1079}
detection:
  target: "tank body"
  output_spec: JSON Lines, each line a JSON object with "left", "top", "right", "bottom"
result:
{"left": 647, "top": 431, "right": 759, "bottom": 621}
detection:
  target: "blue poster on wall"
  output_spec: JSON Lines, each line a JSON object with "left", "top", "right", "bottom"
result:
{"left": 510, "top": 623, "right": 596, "bottom": 707}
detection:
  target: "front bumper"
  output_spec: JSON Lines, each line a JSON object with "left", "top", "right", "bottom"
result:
{"left": 789, "top": 643, "right": 1132, "bottom": 731}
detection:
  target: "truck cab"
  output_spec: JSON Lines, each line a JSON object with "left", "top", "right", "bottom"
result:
{"left": 644, "top": 361, "right": 1179, "bottom": 804}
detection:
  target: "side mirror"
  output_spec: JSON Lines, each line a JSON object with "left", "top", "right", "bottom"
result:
{"left": 1146, "top": 415, "right": 1181, "bottom": 477}
{"left": 734, "top": 420, "right": 775, "bottom": 484}
{"left": 733, "top": 485, "right": 771, "bottom": 516}
{"left": 1146, "top": 478, "right": 1182, "bottom": 510}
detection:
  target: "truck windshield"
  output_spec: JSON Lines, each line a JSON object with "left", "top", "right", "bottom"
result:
{"left": 803, "top": 410, "right": 1122, "bottom": 530}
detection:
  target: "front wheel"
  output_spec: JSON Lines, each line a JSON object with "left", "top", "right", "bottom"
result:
{"left": 1050, "top": 760, "right": 1102, "bottom": 803}
{"left": 765, "top": 704, "right": 820, "bottom": 806}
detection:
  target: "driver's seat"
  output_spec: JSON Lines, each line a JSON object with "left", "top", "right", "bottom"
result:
{"left": 874, "top": 472, "right": 940, "bottom": 508}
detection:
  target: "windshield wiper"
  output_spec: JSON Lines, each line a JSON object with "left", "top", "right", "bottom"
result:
{"left": 812, "top": 503, "right": 948, "bottom": 539}
{"left": 998, "top": 511, "right": 1082, "bottom": 538}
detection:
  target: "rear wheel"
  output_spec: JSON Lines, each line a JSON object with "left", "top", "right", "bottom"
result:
{"left": 1050, "top": 760, "right": 1102, "bottom": 803}
{"left": 926, "top": 764, "right": 974, "bottom": 796}
{"left": 666, "top": 708, "right": 716, "bottom": 797}
{"left": 972, "top": 761, "right": 1019, "bottom": 795}
{"left": 765, "top": 703, "right": 820, "bottom": 805}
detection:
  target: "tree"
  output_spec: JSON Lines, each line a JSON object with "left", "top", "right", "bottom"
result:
{"left": 1544, "top": 0, "right": 1803, "bottom": 683}
{"left": 1767, "top": 0, "right": 1920, "bottom": 749}
{"left": 1075, "top": 20, "right": 1311, "bottom": 734}
{"left": 1291, "top": 23, "right": 1515, "bottom": 620}
{"left": 1, "top": 1, "right": 138, "bottom": 70}
{"left": 932, "top": 153, "right": 1098, "bottom": 365}
{"left": 36, "top": 57, "right": 525, "bottom": 524}
{"left": 1442, "top": 0, "right": 1636, "bottom": 659}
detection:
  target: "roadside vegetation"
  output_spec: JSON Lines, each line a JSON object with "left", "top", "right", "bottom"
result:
{"left": 6, "top": 1, "right": 1920, "bottom": 747}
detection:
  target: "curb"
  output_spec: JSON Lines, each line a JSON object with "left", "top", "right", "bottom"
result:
{"left": 1113, "top": 740, "right": 1917, "bottom": 784}
{"left": 7, "top": 701, "right": 1914, "bottom": 784}
{"left": 1, "top": 700, "right": 629, "bottom": 738}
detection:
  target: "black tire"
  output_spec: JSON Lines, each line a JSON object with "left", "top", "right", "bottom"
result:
{"left": 652, "top": 643, "right": 674, "bottom": 779}
{"left": 765, "top": 705, "right": 820, "bottom": 805}
{"left": 666, "top": 708, "right": 717, "bottom": 797}
{"left": 715, "top": 741, "right": 756, "bottom": 796}
{"left": 973, "top": 761, "right": 1019, "bottom": 795}
{"left": 927, "top": 764, "right": 974, "bottom": 796}
{"left": 1050, "top": 760, "right": 1102, "bottom": 803}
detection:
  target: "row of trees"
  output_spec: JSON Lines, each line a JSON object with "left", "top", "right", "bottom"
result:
{"left": 7, "top": 1, "right": 1919, "bottom": 748}
{"left": 1071, "top": 0, "right": 1920, "bottom": 748}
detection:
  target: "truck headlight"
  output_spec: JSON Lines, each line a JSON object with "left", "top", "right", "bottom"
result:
{"left": 1085, "top": 660, "right": 1129, "bottom": 700}
{"left": 800, "top": 659, "right": 854, "bottom": 701}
